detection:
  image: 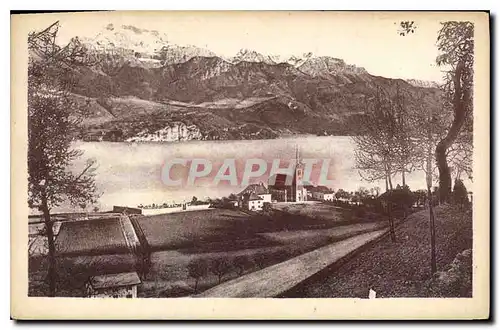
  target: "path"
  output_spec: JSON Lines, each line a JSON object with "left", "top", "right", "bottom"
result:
{"left": 196, "top": 229, "right": 388, "bottom": 297}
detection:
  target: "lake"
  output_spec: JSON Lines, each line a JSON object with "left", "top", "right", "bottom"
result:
{"left": 56, "top": 136, "right": 459, "bottom": 213}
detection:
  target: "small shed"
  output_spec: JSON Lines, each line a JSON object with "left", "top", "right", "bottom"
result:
{"left": 86, "top": 272, "right": 141, "bottom": 298}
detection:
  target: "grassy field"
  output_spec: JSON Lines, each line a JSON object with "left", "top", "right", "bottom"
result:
{"left": 136, "top": 205, "right": 380, "bottom": 252}
{"left": 273, "top": 202, "right": 344, "bottom": 219}
{"left": 30, "top": 203, "right": 388, "bottom": 297}
{"left": 258, "top": 222, "right": 386, "bottom": 245}
{"left": 272, "top": 202, "right": 384, "bottom": 225}
{"left": 139, "top": 245, "right": 290, "bottom": 297}
{"left": 134, "top": 206, "right": 387, "bottom": 297}
{"left": 136, "top": 209, "right": 255, "bottom": 250}
{"left": 55, "top": 218, "right": 129, "bottom": 256}
{"left": 284, "top": 205, "right": 473, "bottom": 298}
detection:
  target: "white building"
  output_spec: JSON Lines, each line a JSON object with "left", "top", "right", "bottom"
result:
{"left": 313, "top": 191, "right": 335, "bottom": 201}
{"left": 238, "top": 182, "right": 271, "bottom": 209}
{"left": 310, "top": 186, "right": 335, "bottom": 201}
{"left": 86, "top": 272, "right": 142, "bottom": 298}
{"left": 243, "top": 192, "right": 264, "bottom": 211}
{"left": 259, "top": 193, "right": 272, "bottom": 203}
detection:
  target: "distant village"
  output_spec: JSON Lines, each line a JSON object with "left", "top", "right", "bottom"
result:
{"left": 130, "top": 152, "right": 338, "bottom": 214}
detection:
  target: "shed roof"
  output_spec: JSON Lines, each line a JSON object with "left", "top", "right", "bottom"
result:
{"left": 89, "top": 272, "right": 141, "bottom": 289}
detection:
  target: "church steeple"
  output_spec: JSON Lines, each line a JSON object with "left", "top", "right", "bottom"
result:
{"left": 293, "top": 144, "right": 306, "bottom": 202}
{"left": 295, "top": 144, "right": 302, "bottom": 166}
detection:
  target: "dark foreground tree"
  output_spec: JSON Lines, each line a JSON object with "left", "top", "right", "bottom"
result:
{"left": 435, "top": 21, "right": 474, "bottom": 203}
{"left": 28, "top": 21, "right": 100, "bottom": 296}
{"left": 379, "top": 191, "right": 397, "bottom": 242}
{"left": 452, "top": 178, "right": 469, "bottom": 209}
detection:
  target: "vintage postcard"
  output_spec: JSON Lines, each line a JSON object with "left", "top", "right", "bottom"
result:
{"left": 11, "top": 11, "right": 490, "bottom": 320}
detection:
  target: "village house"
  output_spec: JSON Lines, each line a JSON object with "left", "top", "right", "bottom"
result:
{"left": 303, "top": 181, "right": 315, "bottom": 199}
{"left": 86, "top": 271, "right": 142, "bottom": 298}
{"left": 309, "top": 186, "right": 335, "bottom": 201}
{"left": 237, "top": 182, "right": 272, "bottom": 205}
{"left": 242, "top": 192, "right": 265, "bottom": 211}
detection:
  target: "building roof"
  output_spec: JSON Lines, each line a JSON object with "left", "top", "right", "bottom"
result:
{"left": 238, "top": 182, "right": 269, "bottom": 196}
{"left": 89, "top": 272, "right": 141, "bottom": 289}
{"left": 246, "top": 192, "right": 263, "bottom": 201}
{"left": 309, "top": 185, "right": 334, "bottom": 193}
{"left": 302, "top": 181, "right": 315, "bottom": 188}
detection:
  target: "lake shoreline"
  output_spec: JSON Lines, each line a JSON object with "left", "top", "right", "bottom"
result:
{"left": 46, "top": 136, "right": 471, "bottom": 214}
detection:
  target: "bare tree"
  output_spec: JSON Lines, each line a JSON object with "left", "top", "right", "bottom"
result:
{"left": 187, "top": 259, "right": 209, "bottom": 293}
{"left": 209, "top": 259, "right": 233, "bottom": 284}
{"left": 352, "top": 87, "right": 411, "bottom": 242}
{"left": 233, "top": 255, "right": 254, "bottom": 276}
{"left": 253, "top": 254, "right": 269, "bottom": 270}
{"left": 28, "top": 21, "right": 100, "bottom": 296}
{"left": 352, "top": 87, "right": 400, "bottom": 191}
{"left": 410, "top": 94, "right": 443, "bottom": 273}
{"left": 393, "top": 83, "right": 419, "bottom": 186}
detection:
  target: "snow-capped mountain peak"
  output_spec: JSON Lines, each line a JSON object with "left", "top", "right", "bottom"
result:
{"left": 80, "top": 24, "right": 369, "bottom": 75}
{"left": 229, "top": 48, "right": 277, "bottom": 65}
{"left": 406, "top": 79, "right": 441, "bottom": 88}
{"left": 84, "top": 23, "right": 170, "bottom": 55}
{"left": 81, "top": 24, "right": 216, "bottom": 65}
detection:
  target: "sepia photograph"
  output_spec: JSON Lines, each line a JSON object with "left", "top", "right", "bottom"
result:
{"left": 10, "top": 10, "right": 490, "bottom": 320}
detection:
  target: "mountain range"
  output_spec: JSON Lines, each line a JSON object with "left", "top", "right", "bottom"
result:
{"left": 61, "top": 24, "right": 442, "bottom": 142}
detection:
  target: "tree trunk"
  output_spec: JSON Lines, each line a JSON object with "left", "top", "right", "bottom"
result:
{"left": 435, "top": 62, "right": 468, "bottom": 204}
{"left": 194, "top": 278, "right": 199, "bottom": 293}
{"left": 41, "top": 195, "right": 56, "bottom": 297}
{"left": 402, "top": 169, "right": 406, "bottom": 187}
{"left": 385, "top": 166, "right": 396, "bottom": 243}
{"left": 435, "top": 145, "right": 452, "bottom": 203}
{"left": 426, "top": 136, "right": 437, "bottom": 274}
{"left": 388, "top": 198, "right": 396, "bottom": 242}
{"left": 427, "top": 186, "right": 437, "bottom": 274}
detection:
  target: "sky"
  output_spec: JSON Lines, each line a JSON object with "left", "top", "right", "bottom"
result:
{"left": 25, "top": 11, "right": 451, "bottom": 82}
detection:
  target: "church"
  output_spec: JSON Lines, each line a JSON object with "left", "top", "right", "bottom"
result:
{"left": 268, "top": 146, "right": 308, "bottom": 203}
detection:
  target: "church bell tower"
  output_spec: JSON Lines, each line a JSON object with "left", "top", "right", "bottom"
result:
{"left": 294, "top": 145, "right": 305, "bottom": 202}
